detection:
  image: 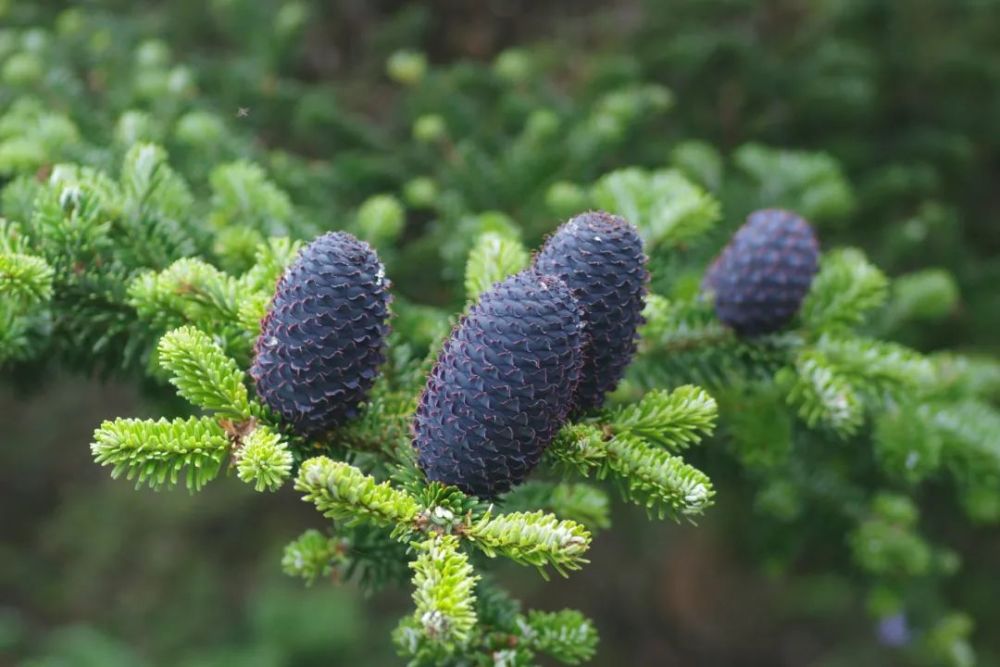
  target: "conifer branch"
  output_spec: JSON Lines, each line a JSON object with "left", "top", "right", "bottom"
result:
{"left": 519, "top": 609, "right": 599, "bottom": 665}
{"left": 610, "top": 385, "right": 718, "bottom": 450}
{"left": 780, "top": 349, "right": 864, "bottom": 436}
{"left": 604, "top": 434, "right": 715, "bottom": 518}
{"left": 295, "top": 457, "right": 421, "bottom": 530}
{"left": 801, "top": 247, "right": 888, "bottom": 331}
{"left": 91, "top": 417, "right": 229, "bottom": 491}
{"left": 282, "top": 529, "right": 345, "bottom": 585}
{"left": 235, "top": 425, "right": 293, "bottom": 492}
{"left": 157, "top": 326, "right": 250, "bottom": 417}
{"left": 464, "top": 232, "right": 530, "bottom": 301}
{"left": 591, "top": 167, "right": 720, "bottom": 247}
{"left": 0, "top": 251, "right": 54, "bottom": 304}
{"left": 465, "top": 510, "right": 591, "bottom": 577}
{"left": 407, "top": 534, "right": 479, "bottom": 645}
{"left": 128, "top": 258, "right": 245, "bottom": 332}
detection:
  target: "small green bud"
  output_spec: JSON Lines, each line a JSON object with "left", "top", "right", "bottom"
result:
{"left": 412, "top": 114, "right": 446, "bottom": 144}
{"left": 115, "top": 110, "right": 158, "bottom": 146}
{"left": 275, "top": 2, "right": 307, "bottom": 37}
{"left": 403, "top": 177, "right": 438, "bottom": 208}
{"left": 493, "top": 48, "right": 533, "bottom": 83}
{"left": 55, "top": 9, "right": 85, "bottom": 37}
{"left": 167, "top": 65, "right": 195, "bottom": 96}
{"left": 135, "top": 39, "right": 170, "bottom": 68}
{"left": 2, "top": 52, "right": 43, "bottom": 86}
{"left": 356, "top": 194, "right": 405, "bottom": 247}
{"left": 524, "top": 109, "right": 560, "bottom": 140}
{"left": 386, "top": 50, "right": 427, "bottom": 86}
{"left": 174, "top": 110, "right": 226, "bottom": 147}
{"left": 20, "top": 28, "right": 49, "bottom": 54}
{"left": 545, "top": 181, "right": 588, "bottom": 218}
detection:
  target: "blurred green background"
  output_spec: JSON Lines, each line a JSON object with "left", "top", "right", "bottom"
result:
{"left": 2, "top": 0, "right": 998, "bottom": 665}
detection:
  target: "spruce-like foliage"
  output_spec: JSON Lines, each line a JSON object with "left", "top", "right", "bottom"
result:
{"left": 2, "top": 7, "right": 998, "bottom": 664}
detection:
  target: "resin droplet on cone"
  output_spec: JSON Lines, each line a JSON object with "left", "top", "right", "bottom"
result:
{"left": 251, "top": 231, "right": 392, "bottom": 438}
{"left": 413, "top": 270, "right": 584, "bottom": 499}
{"left": 534, "top": 211, "right": 648, "bottom": 412}
{"left": 704, "top": 209, "right": 819, "bottom": 336}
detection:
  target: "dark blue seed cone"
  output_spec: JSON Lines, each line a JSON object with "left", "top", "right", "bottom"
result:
{"left": 413, "top": 270, "right": 584, "bottom": 499}
{"left": 251, "top": 231, "right": 392, "bottom": 438}
{"left": 703, "top": 209, "right": 819, "bottom": 336}
{"left": 533, "top": 211, "right": 648, "bottom": 412}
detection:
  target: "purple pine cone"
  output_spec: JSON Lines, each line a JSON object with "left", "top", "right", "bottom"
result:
{"left": 534, "top": 211, "right": 648, "bottom": 412}
{"left": 251, "top": 232, "right": 392, "bottom": 438}
{"left": 704, "top": 209, "right": 819, "bottom": 336}
{"left": 413, "top": 270, "right": 584, "bottom": 499}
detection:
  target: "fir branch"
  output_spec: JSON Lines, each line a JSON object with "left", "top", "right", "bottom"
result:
{"left": 604, "top": 434, "right": 715, "bottom": 519}
{"left": 501, "top": 481, "right": 611, "bottom": 531}
{"left": 816, "top": 335, "right": 934, "bottom": 397}
{"left": 780, "top": 349, "right": 864, "bottom": 436}
{"left": 465, "top": 510, "right": 591, "bottom": 577}
{"left": 591, "top": 167, "right": 720, "bottom": 247}
{"left": 295, "top": 457, "right": 421, "bottom": 531}
{"left": 128, "top": 257, "right": 245, "bottom": 332}
{"left": 157, "top": 326, "right": 250, "bottom": 417}
{"left": 235, "top": 425, "right": 293, "bottom": 492}
{"left": 464, "top": 232, "right": 530, "bottom": 301}
{"left": 801, "top": 248, "right": 888, "bottom": 331}
{"left": 0, "top": 251, "right": 54, "bottom": 305}
{"left": 240, "top": 236, "right": 302, "bottom": 293}
{"left": 282, "top": 529, "right": 344, "bottom": 585}
{"left": 91, "top": 416, "right": 229, "bottom": 491}
{"left": 408, "top": 534, "right": 479, "bottom": 645}
{"left": 610, "top": 385, "right": 718, "bottom": 451}
{"left": 546, "top": 423, "right": 608, "bottom": 474}
{"left": 519, "top": 609, "right": 598, "bottom": 665}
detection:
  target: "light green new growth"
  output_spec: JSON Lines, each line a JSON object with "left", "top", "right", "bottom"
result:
{"left": 408, "top": 534, "right": 479, "bottom": 644}
{"left": 464, "top": 232, "right": 530, "bottom": 301}
{"left": 733, "top": 143, "right": 855, "bottom": 221}
{"left": 295, "top": 456, "right": 421, "bottom": 528}
{"left": 91, "top": 416, "right": 229, "bottom": 491}
{"left": 782, "top": 336, "right": 933, "bottom": 437}
{"left": 120, "top": 142, "right": 194, "bottom": 220}
{"left": 802, "top": 248, "right": 888, "bottom": 331}
{"left": 355, "top": 194, "right": 405, "bottom": 248}
{"left": 240, "top": 236, "right": 302, "bottom": 293}
{"left": 591, "top": 167, "right": 720, "bottom": 247}
{"left": 782, "top": 349, "right": 864, "bottom": 436}
{"left": 605, "top": 434, "right": 715, "bottom": 518}
{"left": 129, "top": 257, "right": 244, "bottom": 332}
{"left": 209, "top": 161, "right": 293, "bottom": 236}
{"left": 520, "top": 609, "right": 599, "bottom": 665}
{"left": 235, "top": 425, "right": 293, "bottom": 492}
{"left": 465, "top": 510, "right": 591, "bottom": 577}
{"left": 546, "top": 423, "right": 608, "bottom": 473}
{"left": 0, "top": 251, "right": 54, "bottom": 304}
{"left": 282, "top": 529, "right": 343, "bottom": 585}
{"left": 157, "top": 326, "right": 250, "bottom": 417}
{"left": 816, "top": 336, "right": 934, "bottom": 396}
{"left": 611, "top": 385, "right": 718, "bottom": 450}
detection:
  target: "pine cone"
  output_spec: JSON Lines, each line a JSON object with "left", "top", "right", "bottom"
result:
{"left": 704, "top": 208, "right": 819, "bottom": 336}
{"left": 534, "top": 211, "right": 648, "bottom": 412}
{"left": 413, "top": 270, "right": 584, "bottom": 499}
{"left": 251, "top": 232, "right": 391, "bottom": 438}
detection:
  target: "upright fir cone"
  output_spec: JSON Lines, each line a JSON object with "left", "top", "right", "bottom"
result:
{"left": 533, "top": 211, "right": 648, "bottom": 412}
{"left": 251, "top": 231, "right": 391, "bottom": 438}
{"left": 413, "top": 270, "right": 584, "bottom": 499}
{"left": 703, "top": 208, "right": 819, "bottom": 336}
